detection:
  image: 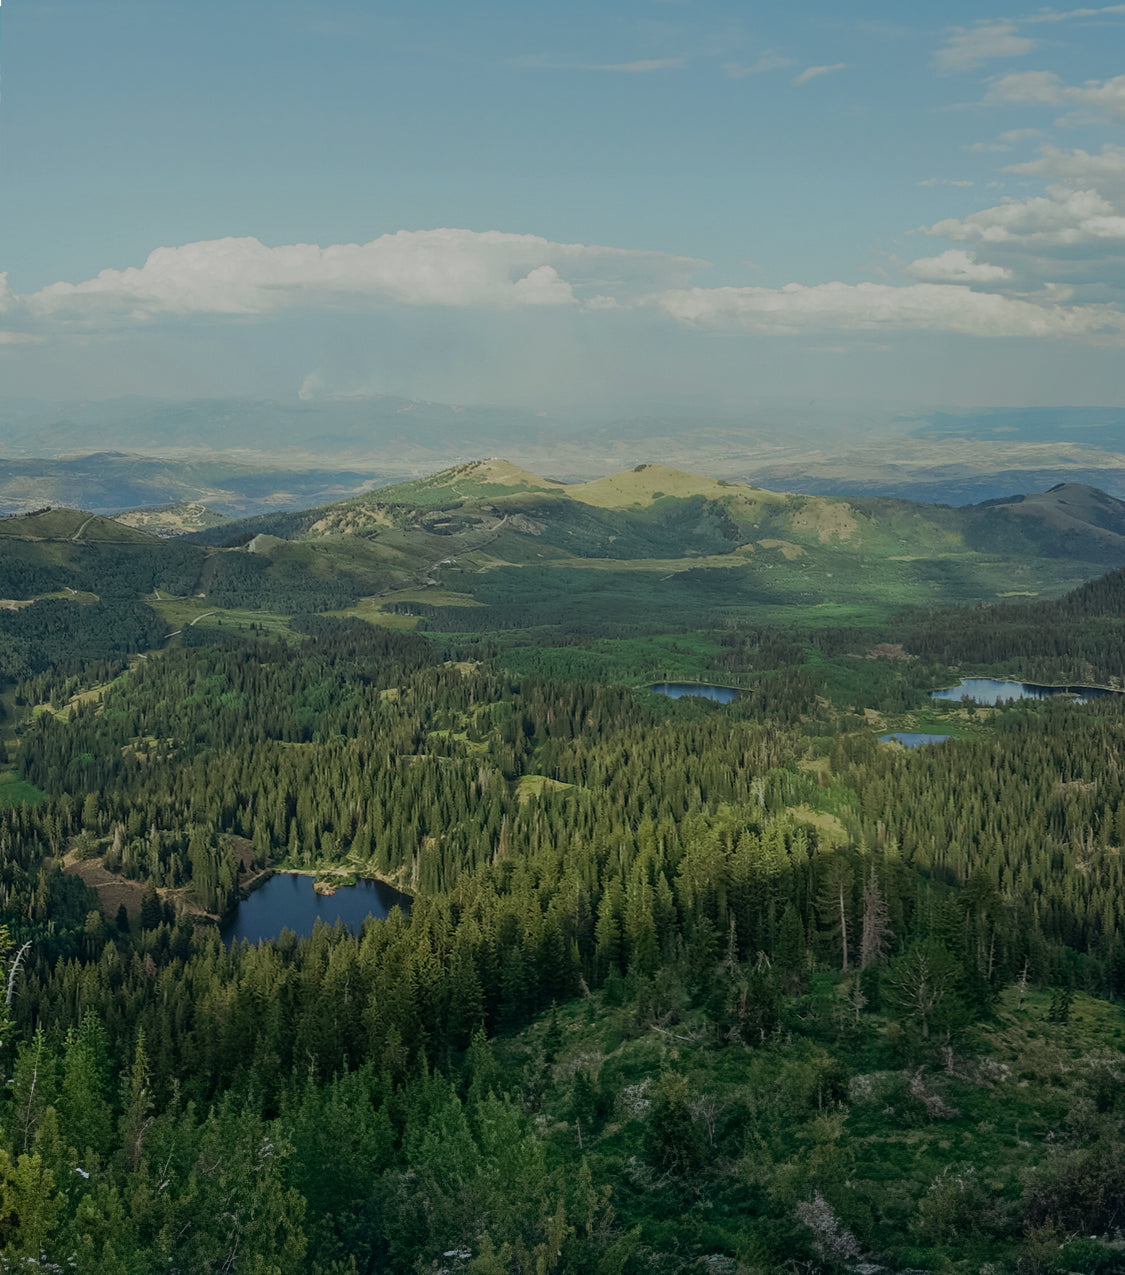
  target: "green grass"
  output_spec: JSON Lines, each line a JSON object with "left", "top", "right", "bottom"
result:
{"left": 515, "top": 774, "right": 577, "bottom": 801}
{"left": 151, "top": 598, "right": 296, "bottom": 638}
{"left": 0, "top": 772, "right": 45, "bottom": 807}
{"left": 327, "top": 601, "right": 422, "bottom": 631}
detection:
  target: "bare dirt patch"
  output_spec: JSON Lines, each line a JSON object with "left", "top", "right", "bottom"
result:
{"left": 756, "top": 539, "right": 804, "bottom": 560}
{"left": 65, "top": 858, "right": 146, "bottom": 922}
{"left": 868, "top": 643, "right": 910, "bottom": 660}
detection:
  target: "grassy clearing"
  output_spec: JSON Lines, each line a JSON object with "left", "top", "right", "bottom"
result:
{"left": 0, "top": 772, "right": 45, "bottom": 807}
{"left": 39, "top": 589, "right": 99, "bottom": 604}
{"left": 328, "top": 602, "right": 420, "bottom": 631}
{"left": 380, "top": 587, "right": 485, "bottom": 608}
{"left": 786, "top": 804, "right": 849, "bottom": 844}
{"left": 540, "top": 551, "right": 753, "bottom": 574}
{"left": 151, "top": 598, "right": 295, "bottom": 638}
{"left": 569, "top": 466, "right": 775, "bottom": 509}
{"left": 515, "top": 774, "right": 576, "bottom": 801}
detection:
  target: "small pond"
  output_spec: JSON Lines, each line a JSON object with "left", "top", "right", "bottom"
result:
{"left": 649, "top": 682, "right": 738, "bottom": 703}
{"left": 931, "top": 677, "right": 1119, "bottom": 707}
{"left": 879, "top": 732, "right": 951, "bottom": 748}
{"left": 222, "top": 873, "right": 411, "bottom": 945}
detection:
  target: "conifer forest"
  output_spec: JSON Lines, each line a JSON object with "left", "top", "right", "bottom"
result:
{"left": 1, "top": 503, "right": 1125, "bottom": 1274}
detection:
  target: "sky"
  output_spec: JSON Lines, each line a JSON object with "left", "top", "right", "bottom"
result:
{"left": 3, "top": 0, "right": 1125, "bottom": 414}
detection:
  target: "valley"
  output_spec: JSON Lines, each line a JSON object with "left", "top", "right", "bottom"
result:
{"left": 0, "top": 458, "right": 1122, "bottom": 1272}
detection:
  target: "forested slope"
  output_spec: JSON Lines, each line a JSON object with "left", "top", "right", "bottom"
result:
{"left": 0, "top": 599, "right": 1118, "bottom": 1271}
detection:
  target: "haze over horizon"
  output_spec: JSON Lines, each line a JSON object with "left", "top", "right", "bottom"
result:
{"left": 4, "top": 1, "right": 1125, "bottom": 420}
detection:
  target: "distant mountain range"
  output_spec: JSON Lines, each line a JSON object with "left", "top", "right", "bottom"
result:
{"left": 4, "top": 396, "right": 1125, "bottom": 515}
{"left": 0, "top": 453, "right": 382, "bottom": 517}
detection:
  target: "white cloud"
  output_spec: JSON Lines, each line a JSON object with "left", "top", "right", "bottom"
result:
{"left": 964, "top": 128, "right": 1043, "bottom": 153}
{"left": 904, "top": 249, "right": 1013, "bottom": 283}
{"left": 935, "top": 6, "right": 1125, "bottom": 76}
{"left": 918, "top": 178, "right": 975, "bottom": 187}
{"left": 511, "top": 265, "right": 574, "bottom": 305}
{"left": 652, "top": 280, "right": 1125, "bottom": 339}
{"left": 724, "top": 52, "right": 792, "bottom": 78}
{"left": 1005, "top": 143, "right": 1125, "bottom": 189}
{"left": 793, "top": 63, "right": 846, "bottom": 86}
{"left": 935, "top": 22, "right": 1035, "bottom": 72}
{"left": 22, "top": 230, "right": 706, "bottom": 322}
{"left": 917, "top": 145, "right": 1125, "bottom": 295}
{"left": 1024, "top": 4, "right": 1125, "bottom": 23}
{"left": 984, "top": 70, "right": 1125, "bottom": 120}
{"left": 0, "top": 332, "right": 41, "bottom": 345}
{"left": 928, "top": 185, "right": 1125, "bottom": 248}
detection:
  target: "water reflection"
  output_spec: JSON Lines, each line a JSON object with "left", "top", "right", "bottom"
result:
{"left": 649, "top": 682, "right": 738, "bottom": 703}
{"left": 931, "top": 677, "right": 1118, "bottom": 706}
{"left": 222, "top": 872, "right": 411, "bottom": 945}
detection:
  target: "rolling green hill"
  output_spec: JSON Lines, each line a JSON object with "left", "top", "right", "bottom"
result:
{"left": 6, "top": 462, "right": 1125, "bottom": 675}
{"left": 183, "top": 460, "right": 1125, "bottom": 635}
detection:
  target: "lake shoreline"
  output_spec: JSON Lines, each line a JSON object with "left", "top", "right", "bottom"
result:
{"left": 222, "top": 870, "right": 413, "bottom": 945}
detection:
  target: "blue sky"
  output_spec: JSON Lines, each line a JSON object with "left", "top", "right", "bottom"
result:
{"left": 3, "top": 0, "right": 1125, "bottom": 412}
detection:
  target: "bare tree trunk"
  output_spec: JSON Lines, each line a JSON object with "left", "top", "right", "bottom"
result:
{"left": 838, "top": 878, "right": 849, "bottom": 972}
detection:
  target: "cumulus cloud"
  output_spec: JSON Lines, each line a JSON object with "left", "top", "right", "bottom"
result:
{"left": 0, "top": 332, "right": 41, "bottom": 345}
{"left": 914, "top": 143, "right": 1125, "bottom": 298}
{"left": 1005, "top": 142, "right": 1125, "bottom": 189}
{"left": 918, "top": 178, "right": 975, "bottom": 187}
{"left": 904, "top": 249, "right": 1013, "bottom": 283}
{"left": 11, "top": 215, "right": 1125, "bottom": 357}
{"left": 927, "top": 185, "right": 1125, "bottom": 249}
{"left": 984, "top": 70, "right": 1125, "bottom": 120}
{"left": 22, "top": 230, "right": 706, "bottom": 322}
{"left": 651, "top": 280, "right": 1125, "bottom": 339}
{"left": 793, "top": 63, "right": 846, "bottom": 85}
{"left": 935, "top": 22, "right": 1035, "bottom": 72}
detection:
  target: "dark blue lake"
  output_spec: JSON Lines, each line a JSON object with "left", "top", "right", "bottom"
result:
{"left": 222, "top": 873, "right": 411, "bottom": 945}
{"left": 932, "top": 677, "right": 1118, "bottom": 706}
{"left": 879, "top": 732, "right": 951, "bottom": 748}
{"left": 649, "top": 682, "right": 738, "bottom": 703}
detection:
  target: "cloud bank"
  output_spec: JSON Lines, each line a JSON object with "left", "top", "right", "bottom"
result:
{"left": 652, "top": 280, "right": 1124, "bottom": 339}
{"left": 24, "top": 230, "right": 706, "bottom": 321}
{"left": 9, "top": 172, "right": 1125, "bottom": 355}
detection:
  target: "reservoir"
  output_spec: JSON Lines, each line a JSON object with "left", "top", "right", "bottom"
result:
{"left": 879, "top": 732, "right": 951, "bottom": 748}
{"left": 931, "top": 677, "right": 1119, "bottom": 706}
{"left": 222, "top": 872, "right": 411, "bottom": 945}
{"left": 649, "top": 682, "right": 738, "bottom": 703}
